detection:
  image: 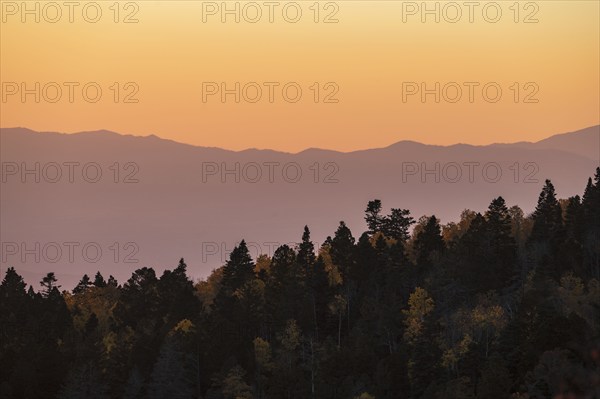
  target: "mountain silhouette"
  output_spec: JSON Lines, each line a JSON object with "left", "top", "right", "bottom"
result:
{"left": 1, "top": 126, "right": 598, "bottom": 289}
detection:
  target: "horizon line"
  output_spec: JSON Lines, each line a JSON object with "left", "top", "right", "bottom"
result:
{"left": 1, "top": 124, "right": 599, "bottom": 155}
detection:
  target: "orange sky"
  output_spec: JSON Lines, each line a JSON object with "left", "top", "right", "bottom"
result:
{"left": 1, "top": 0, "right": 599, "bottom": 151}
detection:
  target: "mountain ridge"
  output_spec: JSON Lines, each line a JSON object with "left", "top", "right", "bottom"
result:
{"left": 2, "top": 125, "right": 598, "bottom": 159}
{"left": 1, "top": 125, "right": 598, "bottom": 289}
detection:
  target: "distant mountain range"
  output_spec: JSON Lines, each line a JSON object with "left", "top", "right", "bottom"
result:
{"left": 1, "top": 126, "right": 598, "bottom": 289}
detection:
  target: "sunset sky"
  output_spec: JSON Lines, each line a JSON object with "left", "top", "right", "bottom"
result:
{"left": 1, "top": 0, "right": 599, "bottom": 152}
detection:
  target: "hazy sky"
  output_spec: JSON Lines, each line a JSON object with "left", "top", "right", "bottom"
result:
{"left": 1, "top": 1, "right": 599, "bottom": 151}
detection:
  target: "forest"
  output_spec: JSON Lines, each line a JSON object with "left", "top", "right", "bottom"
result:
{"left": 1, "top": 169, "right": 599, "bottom": 399}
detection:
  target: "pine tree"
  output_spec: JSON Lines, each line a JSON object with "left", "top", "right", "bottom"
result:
{"left": 484, "top": 196, "right": 518, "bottom": 289}
{"left": 267, "top": 245, "right": 304, "bottom": 330}
{"left": 561, "top": 196, "right": 585, "bottom": 276}
{"left": 107, "top": 275, "right": 118, "bottom": 287}
{"left": 383, "top": 208, "right": 415, "bottom": 242}
{"left": 40, "top": 272, "right": 60, "bottom": 298}
{"left": 581, "top": 168, "right": 600, "bottom": 279}
{"left": 528, "top": 179, "right": 566, "bottom": 279}
{"left": 297, "top": 229, "right": 319, "bottom": 335}
{"left": 93, "top": 272, "right": 107, "bottom": 288}
{"left": 529, "top": 179, "right": 563, "bottom": 245}
{"left": 220, "top": 240, "right": 256, "bottom": 296}
{"left": 330, "top": 221, "right": 356, "bottom": 279}
{"left": 0, "top": 267, "right": 30, "bottom": 390}
{"left": 297, "top": 226, "right": 316, "bottom": 269}
{"left": 0, "top": 267, "right": 27, "bottom": 299}
{"left": 113, "top": 267, "right": 160, "bottom": 331}
{"left": 414, "top": 216, "right": 445, "bottom": 272}
{"left": 365, "top": 199, "right": 384, "bottom": 234}
{"left": 210, "top": 242, "right": 259, "bottom": 372}
{"left": 73, "top": 274, "right": 92, "bottom": 294}
{"left": 306, "top": 255, "right": 330, "bottom": 341}
{"left": 564, "top": 195, "right": 583, "bottom": 240}
{"left": 453, "top": 213, "right": 487, "bottom": 290}
{"left": 583, "top": 166, "right": 600, "bottom": 216}
{"left": 158, "top": 258, "right": 198, "bottom": 325}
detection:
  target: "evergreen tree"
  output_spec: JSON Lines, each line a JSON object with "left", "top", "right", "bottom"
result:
{"left": 560, "top": 196, "right": 585, "bottom": 276}
{"left": 297, "top": 225, "right": 316, "bottom": 269}
{"left": 581, "top": 167, "right": 600, "bottom": 233}
{"left": 414, "top": 215, "right": 445, "bottom": 272}
{"left": 0, "top": 268, "right": 30, "bottom": 395}
{"left": 306, "top": 255, "right": 331, "bottom": 341}
{"left": 219, "top": 240, "right": 256, "bottom": 297}
{"left": 114, "top": 267, "right": 160, "bottom": 329}
{"left": 40, "top": 272, "right": 60, "bottom": 297}
{"left": 330, "top": 221, "right": 356, "bottom": 279}
{"left": 528, "top": 179, "right": 566, "bottom": 279}
{"left": 266, "top": 245, "right": 305, "bottom": 330}
{"left": 564, "top": 195, "right": 583, "bottom": 240}
{"left": 365, "top": 199, "right": 384, "bottom": 234}
{"left": 107, "top": 275, "right": 118, "bottom": 287}
{"left": 93, "top": 272, "right": 107, "bottom": 288}
{"left": 484, "top": 196, "right": 518, "bottom": 289}
{"left": 452, "top": 213, "right": 487, "bottom": 290}
{"left": 529, "top": 179, "right": 563, "bottom": 245}
{"left": 158, "top": 258, "right": 198, "bottom": 325}
{"left": 73, "top": 274, "right": 92, "bottom": 294}
{"left": 581, "top": 168, "right": 600, "bottom": 279}
{"left": 383, "top": 208, "right": 415, "bottom": 242}
{"left": 0, "top": 267, "right": 27, "bottom": 299}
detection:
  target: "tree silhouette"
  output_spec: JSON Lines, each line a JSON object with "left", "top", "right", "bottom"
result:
{"left": 1, "top": 169, "right": 598, "bottom": 399}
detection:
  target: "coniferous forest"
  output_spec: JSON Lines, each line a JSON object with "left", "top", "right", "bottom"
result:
{"left": 1, "top": 169, "right": 599, "bottom": 399}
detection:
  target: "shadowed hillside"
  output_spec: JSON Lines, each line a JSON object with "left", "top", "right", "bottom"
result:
{"left": 1, "top": 126, "right": 598, "bottom": 289}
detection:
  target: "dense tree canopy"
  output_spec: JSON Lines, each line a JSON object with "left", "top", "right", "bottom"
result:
{"left": 1, "top": 168, "right": 599, "bottom": 398}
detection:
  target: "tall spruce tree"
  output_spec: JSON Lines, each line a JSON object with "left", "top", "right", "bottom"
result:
{"left": 219, "top": 240, "right": 256, "bottom": 297}
{"left": 484, "top": 196, "right": 518, "bottom": 289}
{"left": 529, "top": 179, "right": 565, "bottom": 279}
{"left": 365, "top": 200, "right": 384, "bottom": 235}
{"left": 414, "top": 215, "right": 445, "bottom": 273}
